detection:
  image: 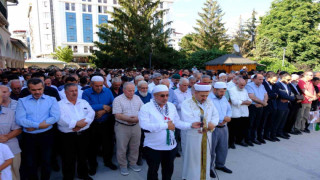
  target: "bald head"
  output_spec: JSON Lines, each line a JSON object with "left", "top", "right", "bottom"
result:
{"left": 160, "top": 79, "right": 170, "bottom": 88}
{"left": 236, "top": 78, "right": 246, "bottom": 90}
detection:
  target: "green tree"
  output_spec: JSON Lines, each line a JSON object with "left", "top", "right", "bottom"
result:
{"left": 193, "top": 0, "right": 229, "bottom": 51}
{"left": 93, "top": 0, "right": 174, "bottom": 68}
{"left": 51, "top": 46, "right": 73, "bottom": 63}
{"left": 244, "top": 10, "right": 258, "bottom": 49}
{"left": 255, "top": 0, "right": 320, "bottom": 68}
{"left": 179, "top": 33, "right": 201, "bottom": 54}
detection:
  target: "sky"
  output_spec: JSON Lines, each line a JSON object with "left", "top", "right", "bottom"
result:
{"left": 8, "top": 0, "right": 274, "bottom": 36}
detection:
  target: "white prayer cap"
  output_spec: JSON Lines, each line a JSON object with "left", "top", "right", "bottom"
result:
{"left": 219, "top": 73, "right": 227, "bottom": 77}
{"left": 292, "top": 74, "right": 299, "bottom": 79}
{"left": 194, "top": 83, "right": 212, "bottom": 91}
{"left": 251, "top": 75, "right": 255, "bottom": 79}
{"left": 91, "top": 76, "right": 104, "bottom": 82}
{"left": 214, "top": 82, "right": 227, "bottom": 89}
{"left": 152, "top": 85, "right": 168, "bottom": 94}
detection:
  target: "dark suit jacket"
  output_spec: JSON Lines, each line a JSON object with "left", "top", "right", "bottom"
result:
{"left": 19, "top": 86, "right": 61, "bottom": 101}
{"left": 288, "top": 83, "right": 303, "bottom": 108}
{"left": 274, "top": 82, "right": 295, "bottom": 110}
{"left": 263, "top": 80, "right": 278, "bottom": 110}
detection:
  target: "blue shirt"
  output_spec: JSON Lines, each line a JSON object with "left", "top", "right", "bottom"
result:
{"left": 209, "top": 92, "right": 232, "bottom": 123}
{"left": 245, "top": 82, "right": 267, "bottom": 104}
{"left": 82, "top": 87, "right": 114, "bottom": 122}
{"left": 15, "top": 95, "right": 60, "bottom": 134}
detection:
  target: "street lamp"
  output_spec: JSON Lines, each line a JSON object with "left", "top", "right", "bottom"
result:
{"left": 282, "top": 47, "right": 286, "bottom": 67}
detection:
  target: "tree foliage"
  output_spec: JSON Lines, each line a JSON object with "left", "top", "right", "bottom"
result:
{"left": 180, "top": 48, "right": 227, "bottom": 69}
{"left": 255, "top": 0, "right": 320, "bottom": 68}
{"left": 93, "top": 0, "right": 176, "bottom": 68}
{"left": 51, "top": 46, "right": 73, "bottom": 63}
{"left": 193, "top": 0, "right": 229, "bottom": 51}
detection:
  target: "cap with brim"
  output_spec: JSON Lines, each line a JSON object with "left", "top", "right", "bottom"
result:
{"left": 194, "top": 83, "right": 211, "bottom": 91}
{"left": 153, "top": 85, "right": 169, "bottom": 94}
{"left": 213, "top": 82, "right": 227, "bottom": 89}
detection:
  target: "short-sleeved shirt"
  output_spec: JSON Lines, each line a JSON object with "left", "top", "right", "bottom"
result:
{"left": 0, "top": 143, "right": 14, "bottom": 180}
{"left": 298, "top": 79, "right": 314, "bottom": 104}
{"left": 0, "top": 107, "right": 21, "bottom": 154}
{"left": 245, "top": 82, "right": 267, "bottom": 104}
{"left": 112, "top": 94, "right": 144, "bottom": 125}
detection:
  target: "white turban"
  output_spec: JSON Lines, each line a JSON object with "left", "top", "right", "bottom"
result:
{"left": 91, "top": 76, "right": 104, "bottom": 82}
{"left": 194, "top": 83, "right": 212, "bottom": 91}
{"left": 152, "top": 85, "right": 168, "bottom": 94}
{"left": 214, "top": 82, "right": 227, "bottom": 89}
{"left": 219, "top": 73, "right": 227, "bottom": 77}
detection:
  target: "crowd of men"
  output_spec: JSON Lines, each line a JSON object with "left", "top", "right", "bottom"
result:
{"left": 0, "top": 66, "right": 319, "bottom": 180}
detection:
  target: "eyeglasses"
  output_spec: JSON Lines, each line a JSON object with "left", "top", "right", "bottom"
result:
{"left": 159, "top": 94, "right": 169, "bottom": 98}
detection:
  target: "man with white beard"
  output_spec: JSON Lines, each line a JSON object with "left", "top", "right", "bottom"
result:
{"left": 135, "top": 80, "right": 152, "bottom": 165}
{"left": 135, "top": 81, "right": 152, "bottom": 104}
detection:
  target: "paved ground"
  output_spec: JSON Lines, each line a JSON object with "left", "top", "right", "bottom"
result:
{"left": 52, "top": 130, "right": 320, "bottom": 180}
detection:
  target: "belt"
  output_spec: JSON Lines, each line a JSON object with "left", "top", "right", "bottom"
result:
{"left": 116, "top": 121, "right": 137, "bottom": 126}
{"left": 216, "top": 125, "right": 225, "bottom": 128}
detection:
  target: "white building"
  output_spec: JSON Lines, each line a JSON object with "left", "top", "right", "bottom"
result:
{"left": 28, "top": 0, "right": 174, "bottom": 66}
{"left": 168, "top": 28, "right": 183, "bottom": 51}
{"left": 0, "top": 0, "right": 27, "bottom": 68}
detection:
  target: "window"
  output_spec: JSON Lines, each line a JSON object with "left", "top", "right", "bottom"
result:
{"left": 104, "top": 0, "right": 107, "bottom": 3}
{"left": 98, "top": 6, "right": 102, "bottom": 13}
{"left": 113, "top": 0, "right": 117, "bottom": 4}
{"left": 74, "top": 46, "right": 78, "bottom": 53}
{"left": 89, "top": 46, "right": 93, "bottom": 53}
{"left": 86, "top": 37, "right": 90, "bottom": 41}
{"left": 69, "top": 25, "right": 74, "bottom": 29}
{"left": 65, "top": 3, "right": 70, "bottom": 10}
{"left": 71, "top": 3, "right": 75, "bottom": 11}
{"left": 44, "top": 12, "right": 50, "bottom": 19}
{"left": 98, "top": 0, "right": 102, "bottom": 2}
{"left": 44, "top": 1, "right": 48, "bottom": 7}
{"left": 88, "top": 5, "right": 92, "bottom": 12}
{"left": 82, "top": 4, "right": 86, "bottom": 12}
{"left": 103, "top": 6, "right": 107, "bottom": 13}
{"left": 160, "top": 2, "right": 163, "bottom": 9}
{"left": 45, "top": 34, "right": 50, "bottom": 40}
{"left": 44, "top": 23, "right": 49, "bottom": 29}
{"left": 70, "top": 36, "right": 75, "bottom": 40}
{"left": 84, "top": 46, "right": 88, "bottom": 53}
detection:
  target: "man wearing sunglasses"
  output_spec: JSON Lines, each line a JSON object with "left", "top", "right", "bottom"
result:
{"left": 138, "top": 85, "right": 200, "bottom": 180}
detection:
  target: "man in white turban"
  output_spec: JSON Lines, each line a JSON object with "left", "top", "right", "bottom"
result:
{"left": 138, "top": 85, "right": 201, "bottom": 180}
{"left": 180, "top": 83, "right": 219, "bottom": 180}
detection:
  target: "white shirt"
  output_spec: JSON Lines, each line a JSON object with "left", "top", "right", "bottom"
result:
{"left": 138, "top": 101, "right": 191, "bottom": 150}
{"left": 174, "top": 88, "right": 192, "bottom": 113}
{"left": 229, "top": 86, "right": 252, "bottom": 118}
{"left": 58, "top": 98, "right": 95, "bottom": 133}
{"left": 148, "top": 82, "right": 156, "bottom": 93}
{"left": 0, "top": 143, "right": 14, "bottom": 180}
{"left": 59, "top": 85, "right": 83, "bottom": 100}
{"left": 227, "top": 81, "right": 236, "bottom": 90}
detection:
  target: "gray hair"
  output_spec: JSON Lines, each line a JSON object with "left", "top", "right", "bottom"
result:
{"left": 9, "top": 79, "right": 22, "bottom": 87}
{"left": 135, "top": 75, "right": 144, "bottom": 82}
{"left": 152, "top": 73, "right": 162, "bottom": 79}
{"left": 201, "top": 75, "right": 211, "bottom": 80}
{"left": 112, "top": 77, "right": 122, "bottom": 83}
{"left": 179, "top": 78, "right": 189, "bottom": 85}
{"left": 138, "top": 80, "right": 148, "bottom": 88}
{"left": 64, "top": 83, "right": 78, "bottom": 91}
{"left": 188, "top": 76, "right": 197, "bottom": 81}
{"left": 123, "top": 82, "right": 135, "bottom": 90}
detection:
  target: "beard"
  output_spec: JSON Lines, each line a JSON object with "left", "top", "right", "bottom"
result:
{"left": 139, "top": 91, "right": 148, "bottom": 97}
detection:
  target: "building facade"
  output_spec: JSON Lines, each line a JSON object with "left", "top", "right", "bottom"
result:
{"left": 28, "top": 0, "right": 174, "bottom": 66}
{"left": 168, "top": 28, "right": 183, "bottom": 51}
{"left": 0, "top": 0, "right": 27, "bottom": 68}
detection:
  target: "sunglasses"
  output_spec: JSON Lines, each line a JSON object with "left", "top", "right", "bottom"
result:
{"left": 159, "top": 94, "right": 169, "bottom": 98}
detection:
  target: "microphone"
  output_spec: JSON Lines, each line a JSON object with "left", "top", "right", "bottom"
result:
{"left": 200, "top": 115, "right": 204, "bottom": 132}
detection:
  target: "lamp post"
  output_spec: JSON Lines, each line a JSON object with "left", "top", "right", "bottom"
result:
{"left": 282, "top": 48, "right": 286, "bottom": 67}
